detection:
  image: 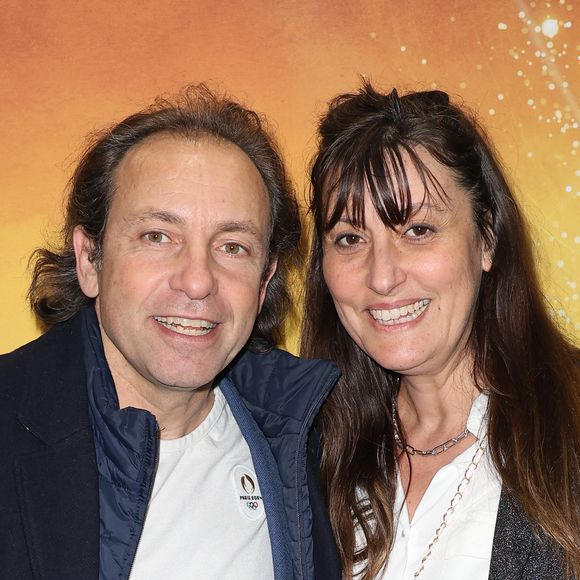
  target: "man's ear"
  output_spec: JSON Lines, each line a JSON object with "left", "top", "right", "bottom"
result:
{"left": 73, "top": 226, "right": 100, "bottom": 298}
{"left": 258, "top": 256, "right": 278, "bottom": 313}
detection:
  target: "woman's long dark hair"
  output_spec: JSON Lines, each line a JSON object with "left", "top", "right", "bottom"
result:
{"left": 301, "top": 81, "right": 580, "bottom": 578}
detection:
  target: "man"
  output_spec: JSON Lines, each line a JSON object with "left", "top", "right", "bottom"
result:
{"left": 0, "top": 86, "right": 340, "bottom": 580}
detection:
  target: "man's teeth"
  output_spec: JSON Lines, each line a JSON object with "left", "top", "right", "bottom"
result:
{"left": 369, "top": 299, "right": 430, "bottom": 326}
{"left": 154, "top": 316, "right": 217, "bottom": 336}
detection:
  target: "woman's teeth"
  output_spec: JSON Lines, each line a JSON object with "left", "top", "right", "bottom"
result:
{"left": 369, "top": 299, "right": 430, "bottom": 325}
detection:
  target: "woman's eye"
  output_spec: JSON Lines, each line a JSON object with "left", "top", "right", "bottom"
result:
{"left": 405, "top": 224, "right": 433, "bottom": 238}
{"left": 221, "top": 243, "right": 246, "bottom": 255}
{"left": 145, "top": 231, "right": 170, "bottom": 244}
{"left": 336, "top": 234, "right": 363, "bottom": 247}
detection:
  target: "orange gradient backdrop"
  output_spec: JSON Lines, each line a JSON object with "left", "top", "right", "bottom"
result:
{"left": 1, "top": 0, "right": 578, "bottom": 353}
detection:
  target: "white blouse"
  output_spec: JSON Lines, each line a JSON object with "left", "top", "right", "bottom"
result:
{"left": 361, "top": 393, "right": 502, "bottom": 580}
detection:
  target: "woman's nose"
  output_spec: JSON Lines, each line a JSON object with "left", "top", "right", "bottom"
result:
{"left": 367, "top": 239, "right": 407, "bottom": 295}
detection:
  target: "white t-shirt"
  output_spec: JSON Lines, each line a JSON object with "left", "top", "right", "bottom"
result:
{"left": 359, "top": 393, "right": 502, "bottom": 580}
{"left": 129, "top": 387, "right": 274, "bottom": 580}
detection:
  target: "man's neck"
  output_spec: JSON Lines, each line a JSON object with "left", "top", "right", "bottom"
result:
{"left": 114, "top": 375, "right": 216, "bottom": 440}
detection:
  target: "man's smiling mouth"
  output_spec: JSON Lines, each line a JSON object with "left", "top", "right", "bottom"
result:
{"left": 154, "top": 316, "right": 217, "bottom": 336}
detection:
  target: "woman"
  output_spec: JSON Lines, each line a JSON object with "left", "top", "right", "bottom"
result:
{"left": 301, "top": 82, "right": 579, "bottom": 579}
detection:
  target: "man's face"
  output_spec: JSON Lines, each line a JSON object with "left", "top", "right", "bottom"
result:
{"left": 75, "top": 135, "right": 275, "bottom": 396}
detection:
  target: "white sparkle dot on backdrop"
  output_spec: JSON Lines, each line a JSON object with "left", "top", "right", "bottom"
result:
{"left": 534, "top": 25, "right": 541, "bottom": 33}
{"left": 517, "top": 70, "right": 524, "bottom": 76}
{"left": 518, "top": 10, "right": 526, "bottom": 18}
{"left": 548, "top": 83, "right": 556, "bottom": 90}
{"left": 561, "top": 232, "right": 569, "bottom": 239}
{"left": 498, "top": 93, "right": 505, "bottom": 100}
{"left": 569, "top": 281, "right": 577, "bottom": 290}
{"left": 575, "top": 170, "right": 580, "bottom": 176}
{"left": 542, "top": 19, "right": 559, "bottom": 38}
{"left": 575, "top": 236, "right": 580, "bottom": 244}
{"left": 421, "top": 58, "right": 427, "bottom": 64}
{"left": 572, "top": 140, "right": 579, "bottom": 148}
{"left": 557, "top": 260, "right": 565, "bottom": 268}
{"left": 498, "top": 22, "right": 508, "bottom": 30}
{"left": 489, "top": 108, "right": 496, "bottom": 115}
{"left": 401, "top": 46, "right": 406, "bottom": 52}
{"left": 527, "top": 151, "right": 534, "bottom": 157}
{"left": 563, "top": 21, "right": 572, "bottom": 28}
{"left": 563, "top": 81, "right": 569, "bottom": 88}
{"left": 528, "top": 99, "right": 535, "bottom": 105}
{"left": 566, "top": 185, "right": 572, "bottom": 192}
{"left": 547, "top": 41, "right": 554, "bottom": 48}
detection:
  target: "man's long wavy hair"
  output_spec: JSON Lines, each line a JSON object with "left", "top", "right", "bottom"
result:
{"left": 29, "top": 84, "right": 300, "bottom": 351}
{"left": 301, "top": 81, "right": 580, "bottom": 578}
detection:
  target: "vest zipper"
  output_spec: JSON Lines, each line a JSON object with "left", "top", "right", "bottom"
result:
{"left": 125, "top": 421, "right": 160, "bottom": 579}
{"left": 294, "top": 368, "right": 341, "bottom": 580}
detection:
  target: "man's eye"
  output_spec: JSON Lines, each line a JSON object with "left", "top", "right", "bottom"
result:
{"left": 405, "top": 224, "right": 433, "bottom": 238}
{"left": 145, "top": 232, "right": 169, "bottom": 244}
{"left": 221, "top": 243, "right": 246, "bottom": 255}
{"left": 336, "top": 234, "right": 362, "bottom": 247}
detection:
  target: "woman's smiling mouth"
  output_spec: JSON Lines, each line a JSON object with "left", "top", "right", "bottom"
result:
{"left": 369, "top": 299, "right": 430, "bottom": 326}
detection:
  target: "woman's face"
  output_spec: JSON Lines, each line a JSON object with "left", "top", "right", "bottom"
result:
{"left": 322, "top": 151, "right": 492, "bottom": 381}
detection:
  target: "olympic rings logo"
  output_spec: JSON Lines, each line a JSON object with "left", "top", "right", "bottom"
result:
{"left": 246, "top": 501, "right": 260, "bottom": 510}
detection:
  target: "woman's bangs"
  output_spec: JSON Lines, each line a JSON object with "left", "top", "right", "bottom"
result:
{"left": 321, "top": 144, "right": 448, "bottom": 231}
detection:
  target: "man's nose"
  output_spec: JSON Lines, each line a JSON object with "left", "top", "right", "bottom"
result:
{"left": 169, "top": 246, "right": 218, "bottom": 300}
{"left": 367, "top": 238, "right": 407, "bottom": 296}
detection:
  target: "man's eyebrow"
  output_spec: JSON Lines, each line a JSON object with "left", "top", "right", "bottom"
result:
{"left": 125, "top": 210, "right": 186, "bottom": 226}
{"left": 124, "top": 212, "right": 264, "bottom": 240}
{"left": 216, "top": 220, "right": 262, "bottom": 239}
